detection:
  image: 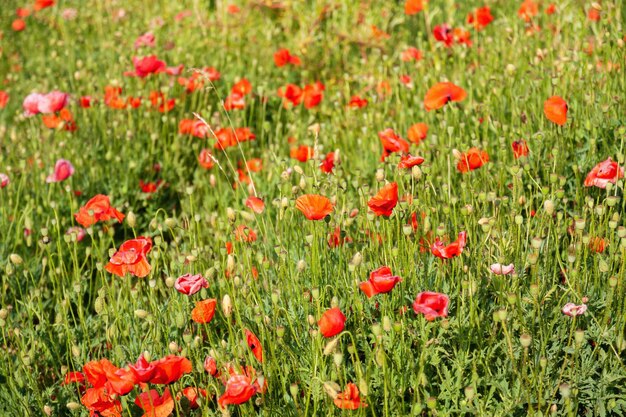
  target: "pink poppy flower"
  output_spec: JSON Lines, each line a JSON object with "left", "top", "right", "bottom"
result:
{"left": 23, "top": 93, "right": 45, "bottom": 116}
{"left": 66, "top": 226, "right": 86, "bottom": 242}
{"left": 561, "top": 303, "right": 587, "bottom": 317}
{"left": 412, "top": 291, "right": 449, "bottom": 321}
{"left": 46, "top": 159, "right": 75, "bottom": 183}
{"left": 174, "top": 273, "right": 209, "bottom": 296}
{"left": 0, "top": 173, "right": 9, "bottom": 188}
{"left": 134, "top": 32, "right": 155, "bottom": 49}
{"left": 38, "top": 91, "right": 69, "bottom": 114}
{"left": 489, "top": 263, "right": 515, "bottom": 275}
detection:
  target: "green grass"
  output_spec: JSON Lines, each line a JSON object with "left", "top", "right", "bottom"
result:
{"left": 1, "top": 0, "right": 626, "bottom": 416}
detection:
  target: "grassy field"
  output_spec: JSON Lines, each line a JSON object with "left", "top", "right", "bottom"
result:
{"left": 1, "top": 0, "right": 625, "bottom": 416}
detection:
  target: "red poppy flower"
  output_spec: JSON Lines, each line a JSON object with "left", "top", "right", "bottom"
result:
{"left": 128, "top": 354, "right": 157, "bottom": 383}
{"left": 174, "top": 273, "right": 209, "bottom": 296}
{"left": 129, "top": 55, "right": 166, "bottom": 78}
{"left": 139, "top": 179, "right": 162, "bottom": 193}
{"left": 105, "top": 237, "right": 153, "bottom": 278}
{"left": 0, "top": 91, "right": 8, "bottom": 109}
{"left": 213, "top": 127, "right": 256, "bottom": 150}
{"left": 412, "top": 291, "right": 449, "bottom": 321}
{"left": 467, "top": 6, "right": 494, "bottom": 30}
{"left": 245, "top": 329, "right": 263, "bottom": 363}
{"left": 204, "top": 356, "right": 219, "bottom": 377}
{"left": 12, "top": 19, "right": 26, "bottom": 31}
{"left": 179, "top": 387, "right": 208, "bottom": 409}
{"left": 334, "top": 383, "right": 367, "bottom": 409}
{"left": 278, "top": 84, "right": 303, "bottom": 108}
{"left": 544, "top": 96, "right": 568, "bottom": 125}
{"left": 320, "top": 152, "right": 336, "bottom": 173}
{"left": 245, "top": 196, "right": 265, "bottom": 213}
{"left": 404, "top": 0, "right": 426, "bottom": 15}
{"left": 433, "top": 24, "right": 454, "bottom": 47}
{"left": 328, "top": 226, "right": 351, "bottom": 248}
{"left": 224, "top": 92, "right": 245, "bottom": 111}
{"left": 511, "top": 140, "right": 529, "bottom": 159}
{"left": 234, "top": 225, "right": 257, "bottom": 242}
{"left": 348, "top": 95, "right": 368, "bottom": 109}
{"left": 584, "top": 158, "right": 624, "bottom": 188}
{"left": 81, "top": 387, "right": 122, "bottom": 417}
{"left": 135, "top": 388, "right": 174, "bottom": 417}
{"left": 453, "top": 28, "right": 472, "bottom": 46}
{"left": 34, "top": 0, "right": 55, "bottom": 11}
{"left": 359, "top": 266, "right": 402, "bottom": 298}
{"left": 149, "top": 355, "right": 192, "bottom": 385}
{"left": 274, "top": 48, "right": 301, "bottom": 67}
{"left": 368, "top": 182, "right": 398, "bottom": 217}
{"left": 62, "top": 371, "right": 85, "bottom": 386}
{"left": 290, "top": 145, "right": 314, "bottom": 162}
{"left": 379, "top": 128, "right": 409, "bottom": 160}
{"left": 75, "top": 194, "right": 125, "bottom": 227}
{"left": 518, "top": 0, "right": 539, "bottom": 22}
{"left": 407, "top": 123, "right": 428, "bottom": 144}
{"left": 431, "top": 231, "right": 467, "bottom": 259}
{"left": 424, "top": 82, "right": 467, "bottom": 111}
{"left": 82, "top": 359, "right": 137, "bottom": 395}
{"left": 302, "top": 82, "right": 324, "bottom": 109}
{"left": 456, "top": 148, "right": 489, "bottom": 172}
{"left": 588, "top": 237, "right": 607, "bottom": 253}
{"left": 197, "top": 148, "right": 215, "bottom": 169}
{"left": 231, "top": 78, "right": 252, "bottom": 96}
{"left": 587, "top": 8, "right": 600, "bottom": 21}
{"left": 79, "top": 96, "right": 93, "bottom": 108}
{"left": 545, "top": 3, "right": 556, "bottom": 14}
{"left": 318, "top": 307, "right": 346, "bottom": 338}
{"left": 295, "top": 194, "right": 333, "bottom": 220}
{"left": 398, "top": 154, "right": 425, "bottom": 169}
{"left": 218, "top": 374, "right": 257, "bottom": 408}
{"left": 191, "top": 299, "right": 217, "bottom": 324}
{"left": 401, "top": 47, "right": 422, "bottom": 62}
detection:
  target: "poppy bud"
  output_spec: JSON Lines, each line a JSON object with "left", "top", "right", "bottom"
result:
{"left": 209, "top": 174, "right": 216, "bottom": 187}
{"left": 375, "top": 169, "right": 385, "bottom": 182}
{"left": 609, "top": 276, "right": 618, "bottom": 287}
{"left": 323, "top": 337, "right": 340, "bottom": 355}
{"left": 0, "top": 309, "right": 8, "bottom": 320}
{"left": 296, "top": 259, "right": 306, "bottom": 272}
{"left": 9, "top": 254, "right": 23, "bottom": 265}
{"left": 543, "top": 200, "right": 555, "bottom": 215}
{"left": 323, "top": 381, "right": 340, "bottom": 399}
{"left": 411, "top": 166, "right": 422, "bottom": 179}
{"left": 311, "top": 288, "right": 320, "bottom": 300}
{"left": 43, "top": 405, "right": 52, "bottom": 416}
{"left": 333, "top": 352, "right": 343, "bottom": 367}
{"left": 222, "top": 294, "right": 232, "bottom": 317}
{"left": 426, "top": 397, "right": 437, "bottom": 410}
{"left": 464, "top": 386, "right": 475, "bottom": 401}
{"left": 351, "top": 252, "right": 363, "bottom": 267}
{"left": 126, "top": 211, "right": 136, "bottom": 228}
{"left": 598, "top": 259, "right": 609, "bottom": 273}
{"left": 226, "top": 255, "right": 235, "bottom": 274}
{"left": 168, "top": 341, "right": 179, "bottom": 353}
{"left": 308, "top": 314, "right": 316, "bottom": 326}
{"left": 66, "top": 402, "right": 81, "bottom": 411}
{"left": 134, "top": 309, "right": 149, "bottom": 319}
{"left": 165, "top": 276, "right": 175, "bottom": 287}
{"left": 496, "top": 309, "right": 507, "bottom": 322}
{"left": 276, "top": 326, "right": 285, "bottom": 338}
{"left": 574, "top": 330, "right": 585, "bottom": 345}
{"left": 290, "top": 383, "right": 300, "bottom": 399}
{"left": 519, "top": 334, "right": 531, "bottom": 348}
{"left": 226, "top": 207, "right": 236, "bottom": 222}
{"left": 559, "top": 383, "right": 571, "bottom": 399}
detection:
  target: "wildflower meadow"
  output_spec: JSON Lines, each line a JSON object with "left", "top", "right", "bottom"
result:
{"left": 1, "top": 0, "right": 625, "bottom": 416}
